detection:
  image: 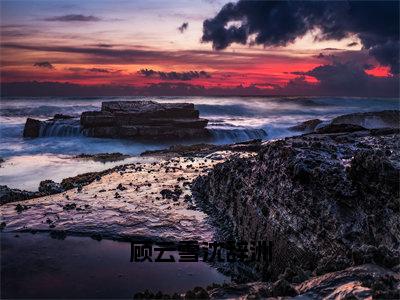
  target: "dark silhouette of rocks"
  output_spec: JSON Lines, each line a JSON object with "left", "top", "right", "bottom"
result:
{"left": 81, "top": 100, "right": 209, "bottom": 139}
{"left": 192, "top": 129, "right": 399, "bottom": 281}
{"left": 289, "top": 110, "right": 399, "bottom": 134}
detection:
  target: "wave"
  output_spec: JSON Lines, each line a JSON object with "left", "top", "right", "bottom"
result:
{"left": 0, "top": 105, "right": 99, "bottom": 118}
{"left": 39, "top": 120, "right": 82, "bottom": 137}
{"left": 210, "top": 128, "right": 267, "bottom": 143}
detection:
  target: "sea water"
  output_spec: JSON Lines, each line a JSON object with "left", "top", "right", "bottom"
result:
{"left": 1, "top": 96, "right": 399, "bottom": 190}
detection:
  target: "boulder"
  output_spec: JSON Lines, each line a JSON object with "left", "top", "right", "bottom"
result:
{"left": 81, "top": 100, "right": 209, "bottom": 140}
{"left": 315, "top": 123, "right": 367, "bottom": 134}
{"left": 192, "top": 130, "right": 400, "bottom": 281}
{"left": 331, "top": 110, "right": 399, "bottom": 129}
{"left": 0, "top": 185, "right": 39, "bottom": 205}
{"left": 289, "top": 119, "right": 323, "bottom": 132}
{"left": 23, "top": 118, "right": 41, "bottom": 138}
{"left": 38, "top": 180, "right": 64, "bottom": 195}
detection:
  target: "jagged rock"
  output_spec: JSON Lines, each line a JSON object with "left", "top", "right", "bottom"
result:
{"left": 315, "top": 123, "right": 367, "bottom": 134}
{"left": 331, "top": 110, "right": 400, "bottom": 129}
{"left": 192, "top": 131, "right": 400, "bottom": 280}
{"left": 81, "top": 101, "right": 209, "bottom": 140}
{"left": 53, "top": 114, "right": 74, "bottom": 120}
{"left": 289, "top": 119, "right": 322, "bottom": 132}
{"left": 38, "top": 180, "right": 64, "bottom": 195}
{"left": 0, "top": 185, "right": 39, "bottom": 205}
{"left": 296, "top": 264, "right": 399, "bottom": 299}
{"left": 23, "top": 118, "right": 41, "bottom": 137}
{"left": 74, "top": 152, "right": 130, "bottom": 162}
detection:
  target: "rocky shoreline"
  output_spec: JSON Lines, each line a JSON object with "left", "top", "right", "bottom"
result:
{"left": 2, "top": 109, "right": 400, "bottom": 298}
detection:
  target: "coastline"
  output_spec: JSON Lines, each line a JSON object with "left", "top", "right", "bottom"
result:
{"left": 1, "top": 110, "right": 399, "bottom": 298}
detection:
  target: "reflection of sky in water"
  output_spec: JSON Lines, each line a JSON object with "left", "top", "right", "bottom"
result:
{"left": 2, "top": 233, "right": 229, "bottom": 298}
{"left": 0, "top": 154, "right": 157, "bottom": 191}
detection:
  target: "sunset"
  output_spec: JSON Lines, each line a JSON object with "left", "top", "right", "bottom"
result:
{"left": 1, "top": 1, "right": 399, "bottom": 299}
{"left": 1, "top": 0, "right": 398, "bottom": 97}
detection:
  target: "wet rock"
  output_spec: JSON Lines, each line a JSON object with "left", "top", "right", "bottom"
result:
{"left": 141, "top": 139, "right": 263, "bottom": 157}
{"left": 296, "top": 264, "right": 399, "bottom": 299}
{"left": 0, "top": 185, "right": 39, "bottom": 205}
{"left": 331, "top": 110, "right": 400, "bottom": 129}
{"left": 81, "top": 101, "right": 209, "bottom": 140}
{"left": 62, "top": 203, "right": 76, "bottom": 210}
{"left": 23, "top": 118, "right": 41, "bottom": 138}
{"left": 289, "top": 119, "right": 322, "bottom": 132}
{"left": 160, "top": 188, "right": 182, "bottom": 201}
{"left": 15, "top": 204, "right": 30, "bottom": 213}
{"left": 53, "top": 114, "right": 74, "bottom": 120}
{"left": 74, "top": 152, "right": 130, "bottom": 162}
{"left": 315, "top": 123, "right": 367, "bottom": 134}
{"left": 271, "top": 279, "right": 298, "bottom": 297}
{"left": 116, "top": 183, "right": 127, "bottom": 191}
{"left": 192, "top": 131, "right": 400, "bottom": 280}
{"left": 38, "top": 180, "right": 64, "bottom": 195}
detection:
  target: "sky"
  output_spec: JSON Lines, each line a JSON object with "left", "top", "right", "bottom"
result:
{"left": 1, "top": 0, "right": 399, "bottom": 97}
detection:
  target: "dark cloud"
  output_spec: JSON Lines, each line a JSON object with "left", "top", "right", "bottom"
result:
{"left": 178, "top": 22, "right": 189, "bottom": 33}
{"left": 202, "top": 0, "right": 399, "bottom": 74}
{"left": 43, "top": 14, "right": 101, "bottom": 22}
{"left": 283, "top": 62, "right": 399, "bottom": 97}
{"left": 33, "top": 61, "right": 54, "bottom": 69}
{"left": 2, "top": 42, "right": 311, "bottom": 69}
{"left": 138, "top": 69, "right": 211, "bottom": 81}
{"left": 66, "top": 67, "right": 119, "bottom": 73}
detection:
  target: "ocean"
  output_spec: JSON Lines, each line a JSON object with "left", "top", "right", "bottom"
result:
{"left": 1, "top": 96, "right": 399, "bottom": 190}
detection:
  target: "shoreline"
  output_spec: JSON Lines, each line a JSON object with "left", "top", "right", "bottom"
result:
{"left": 1, "top": 110, "right": 399, "bottom": 298}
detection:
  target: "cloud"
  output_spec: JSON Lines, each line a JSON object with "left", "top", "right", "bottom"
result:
{"left": 43, "top": 14, "right": 101, "bottom": 22}
{"left": 178, "top": 22, "right": 189, "bottom": 33}
{"left": 202, "top": 0, "right": 399, "bottom": 74}
{"left": 66, "top": 67, "right": 119, "bottom": 73}
{"left": 283, "top": 62, "right": 399, "bottom": 97}
{"left": 138, "top": 69, "right": 211, "bottom": 81}
{"left": 33, "top": 61, "right": 55, "bottom": 69}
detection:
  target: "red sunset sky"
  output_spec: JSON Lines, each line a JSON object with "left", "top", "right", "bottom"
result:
{"left": 1, "top": 0, "right": 398, "bottom": 97}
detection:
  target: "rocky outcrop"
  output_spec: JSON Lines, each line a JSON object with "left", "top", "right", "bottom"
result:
{"left": 74, "top": 152, "right": 130, "bottom": 162}
{"left": 23, "top": 118, "right": 42, "bottom": 138}
{"left": 331, "top": 110, "right": 399, "bottom": 129}
{"left": 38, "top": 180, "right": 64, "bottom": 195}
{"left": 23, "top": 115, "right": 80, "bottom": 138}
{"left": 289, "top": 118, "right": 322, "bottom": 133}
{"left": 81, "top": 100, "right": 209, "bottom": 140}
{"left": 289, "top": 110, "right": 400, "bottom": 135}
{"left": 192, "top": 130, "right": 400, "bottom": 281}
{"left": 140, "top": 139, "right": 263, "bottom": 157}
{"left": 0, "top": 185, "right": 39, "bottom": 205}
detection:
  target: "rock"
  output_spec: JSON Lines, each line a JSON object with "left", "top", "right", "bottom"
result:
{"left": 140, "top": 139, "right": 263, "bottom": 157}
{"left": 296, "top": 264, "right": 399, "bottom": 299}
{"left": 81, "top": 101, "right": 210, "bottom": 140}
{"left": 271, "top": 279, "right": 298, "bottom": 297}
{"left": 0, "top": 185, "right": 39, "bottom": 205}
{"left": 23, "top": 117, "right": 81, "bottom": 138}
{"left": 331, "top": 110, "right": 400, "bottom": 129}
{"left": 192, "top": 131, "right": 400, "bottom": 281}
{"left": 53, "top": 114, "right": 74, "bottom": 120}
{"left": 15, "top": 203, "right": 30, "bottom": 213}
{"left": 315, "top": 123, "right": 367, "bottom": 134}
{"left": 289, "top": 119, "right": 323, "bottom": 132}
{"left": 38, "top": 180, "right": 64, "bottom": 195}
{"left": 23, "top": 118, "right": 41, "bottom": 137}
{"left": 74, "top": 152, "right": 130, "bottom": 162}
